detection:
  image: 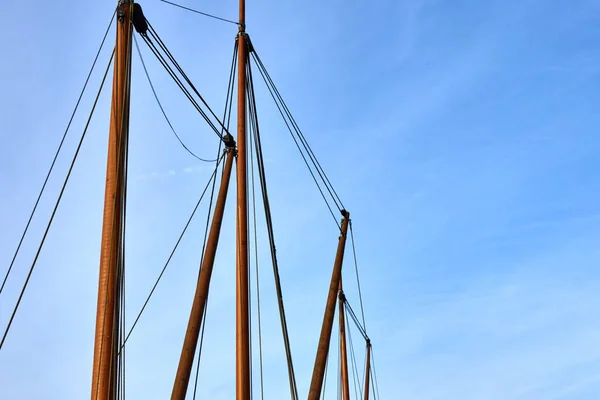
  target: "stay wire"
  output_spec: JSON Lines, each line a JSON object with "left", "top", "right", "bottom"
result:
{"left": 120, "top": 84, "right": 132, "bottom": 399}
{"left": 0, "top": 9, "right": 116, "bottom": 297}
{"left": 247, "top": 62, "right": 265, "bottom": 400}
{"left": 133, "top": 33, "right": 217, "bottom": 162}
{"left": 140, "top": 32, "right": 223, "bottom": 140}
{"left": 0, "top": 49, "right": 116, "bottom": 351}
{"left": 347, "top": 319, "right": 363, "bottom": 400}
{"left": 249, "top": 51, "right": 339, "bottom": 216}
{"left": 247, "top": 53, "right": 299, "bottom": 400}
{"left": 118, "top": 152, "right": 225, "bottom": 353}
{"left": 254, "top": 52, "right": 345, "bottom": 212}
{"left": 371, "top": 347, "right": 381, "bottom": 400}
{"left": 145, "top": 21, "right": 232, "bottom": 139}
{"left": 115, "top": 89, "right": 129, "bottom": 400}
{"left": 344, "top": 300, "right": 369, "bottom": 343}
{"left": 250, "top": 49, "right": 345, "bottom": 212}
{"left": 159, "top": 0, "right": 239, "bottom": 25}
{"left": 116, "top": 95, "right": 130, "bottom": 400}
{"left": 137, "top": 26, "right": 221, "bottom": 140}
{"left": 321, "top": 353, "right": 329, "bottom": 400}
{"left": 95, "top": 27, "right": 133, "bottom": 399}
{"left": 350, "top": 222, "right": 367, "bottom": 330}
{"left": 248, "top": 53, "right": 340, "bottom": 229}
{"left": 361, "top": 346, "right": 367, "bottom": 398}
{"left": 192, "top": 40, "right": 237, "bottom": 399}
{"left": 190, "top": 143, "right": 220, "bottom": 398}
{"left": 144, "top": 30, "right": 222, "bottom": 138}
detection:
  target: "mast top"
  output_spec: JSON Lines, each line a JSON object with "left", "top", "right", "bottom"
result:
{"left": 239, "top": 0, "right": 245, "bottom": 31}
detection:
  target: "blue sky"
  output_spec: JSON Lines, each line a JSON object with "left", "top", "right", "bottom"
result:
{"left": 1, "top": 0, "right": 600, "bottom": 399}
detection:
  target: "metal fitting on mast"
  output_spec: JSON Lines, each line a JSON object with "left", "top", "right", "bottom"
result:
{"left": 117, "top": 0, "right": 130, "bottom": 21}
{"left": 223, "top": 133, "right": 236, "bottom": 148}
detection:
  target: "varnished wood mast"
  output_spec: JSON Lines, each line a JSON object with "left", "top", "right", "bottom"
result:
{"left": 308, "top": 212, "right": 350, "bottom": 400}
{"left": 364, "top": 341, "right": 372, "bottom": 400}
{"left": 236, "top": 0, "right": 251, "bottom": 398}
{"left": 171, "top": 147, "right": 235, "bottom": 399}
{"left": 90, "top": 1, "right": 132, "bottom": 399}
{"left": 91, "top": 2, "right": 362, "bottom": 399}
{"left": 339, "top": 278, "right": 351, "bottom": 400}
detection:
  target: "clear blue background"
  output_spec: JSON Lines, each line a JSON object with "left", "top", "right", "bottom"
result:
{"left": 1, "top": 0, "right": 600, "bottom": 399}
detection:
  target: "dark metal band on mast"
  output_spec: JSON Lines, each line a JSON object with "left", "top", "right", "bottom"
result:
{"left": 308, "top": 211, "right": 350, "bottom": 400}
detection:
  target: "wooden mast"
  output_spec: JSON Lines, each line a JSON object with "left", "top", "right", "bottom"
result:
{"left": 308, "top": 211, "right": 350, "bottom": 400}
{"left": 171, "top": 144, "right": 236, "bottom": 400}
{"left": 338, "top": 279, "right": 350, "bottom": 400}
{"left": 236, "top": 0, "right": 251, "bottom": 399}
{"left": 91, "top": 1, "right": 132, "bottom": 399}
{"left": 364, "top": 341, "right": 372, "bottom": 400}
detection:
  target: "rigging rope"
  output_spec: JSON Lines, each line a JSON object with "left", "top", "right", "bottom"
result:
{"left": 346, "top": 319, "right": 364, "bottom": 400}
{"left": 322, "top": 353, "right": 329, "bottom": 400}
{"left": 257, "top": 57, "right": 344, "bottom": 211}
{"left": 95, "top": 17, "right": 134, "bottom": 397}
{"left": 133, "top": 33, "right": 217, "bottom": 162}
{"left": 142, "top": 20, "right": 232, "bottom": 142}
{"left": 159, "top": 0, "right": 239, "bottom": 25}
{"left": 140, "top": 33, "right": 223, "bottom": 140}
{"left": 248, "top": 48, "right": 343, "bottom": 229}
{"left": 344, "top": 300, "right": 369, "bottom": 343}
{"left": 0, "top": 9, "right": 116, "bottom": 297}
{"left": 249, "top": 44, "right": 345, "bottom": 212}
{"left": 189, "top": 148, "right": 219, "bottom": 398}
{"left": 189, "top": 172, "right": 218, "bottom": 398}
{"left": 349, "top": 222, "right": 367, "bottom": 330}
{"left": 0, "top": 49, "right": 115, "bottom": 351}
{"left": 118, "top": 152, "right": 225, "bottom": 352}
{"left": 116, "top": 82, "right": 131, "bottom": 400}
{"left": 249, "top": 113, "right": 265, "bottom": 400}
{"left": 246, "top": 44, "right": 299, "bottom": 400}
{"left": 371, "top": 347, "right": 381, "bottom": 400}
{"left": 192, "top": 39, "right": 238, "bottom": 400}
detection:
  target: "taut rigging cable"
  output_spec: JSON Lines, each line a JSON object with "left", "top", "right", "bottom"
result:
{"left": 192, "top": 39, "right": 239, "bottom": 400}
{"left": 0, "top": 49, "right": 116, "bottom": 351}
{"left": 118, "top": 152, "right": 226, "bottom": 353}
{"left": 346, "top": 318, "right": 364, "bottom": 400}
{"left": 246, "top": 45, "right": 300, "bottom": 400}
{"left": 249, "top": 45, "right": 345, "bottom": 211}
{"left": 159, "top": 0, "right": 239, "bottom": 25}
{"left": 248, "top": 46, "right": 344, "bottom": 229}
{"left": 140, "top": 19, "right": 233, "bottom": 142}
{"left": 0, "top": 9, "right": 116, "bottom": 297}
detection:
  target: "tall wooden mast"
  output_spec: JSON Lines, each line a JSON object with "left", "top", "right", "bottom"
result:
{"left": 91, "top": 1, "right": 132, "bottom": 399}
{"left": 338, "top": 279, "right": 351, "bottom": 400}
{"left": 364, "top": 341, "right": 372, "bottom": 400}
{"left": 171, "top": 144, "right": 236, "bottom": 400}
{"left": 236, "top": 0, "right": 251, "bottom": 399}
{"left": 308, "top": 211, "right": 350, "bottom": 400}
